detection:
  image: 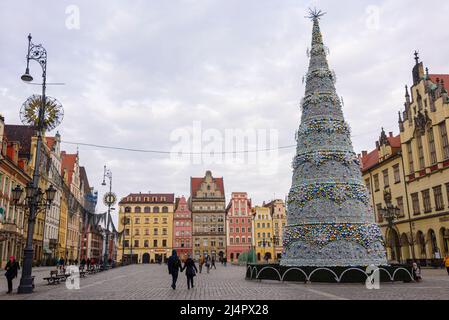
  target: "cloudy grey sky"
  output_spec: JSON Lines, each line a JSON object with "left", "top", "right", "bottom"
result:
{"left": 1, "top": 0, "right": 448, "bottom": 226}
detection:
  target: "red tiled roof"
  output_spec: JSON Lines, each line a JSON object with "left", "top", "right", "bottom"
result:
{"left": 46, "top": 137, "right": 55, "bottom": 150}
{"left": 61, "top": 151, "right": 77, "bottom": 184}
{"left": 361, "top": 135, "right": 401, "bottom": 172}
{"left": 190, "top": 175, "right": 225, "bottom": 197}
{"left": 429, "top": 74, "right": 449, "bottom": 92}
{"left": 119, "top": 193, "right": 175, "bottom": 204}
{"left": 4, "top": 125, "right": 36, "bottom": 159}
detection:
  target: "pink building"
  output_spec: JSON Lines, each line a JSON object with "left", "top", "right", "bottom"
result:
{"left": 225, "top": 192, "right": 253, "bottom": 263}
{"left": 173, "top": 196, "right": 192, "bottom": 260}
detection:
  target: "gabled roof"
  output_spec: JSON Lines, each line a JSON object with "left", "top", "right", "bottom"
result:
{"left": 4, "top": 125, "right": 36, "bottom": 159}
{"left": 61, "top": 151, "right": 77, "bottom": 184}
{"left": 79, "top": 166, "right": 91, "bottom": 194}
{"left": 190, "top": 174, "right": 225, "bottom": 197}
{"left": 429, "top": 74, "right": 449, "bottom": 92}
{"left": 361, "top": 135, "right": 401, "bottom": 172}
{"left": 46, "top": 137, "right": 55, "bottom": 151}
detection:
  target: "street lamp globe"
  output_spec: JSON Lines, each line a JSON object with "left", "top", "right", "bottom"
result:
{"left": 12, "top": 185, "right": 24, "bottom": 203}
{"left": 21, "top": 68, "right": 33, "bottom": 82}
{"left": 25, "top": 182, "right": 34, "bottom": 199}
{"left": 45, "top": 185, "right": 57, "bottom": 204}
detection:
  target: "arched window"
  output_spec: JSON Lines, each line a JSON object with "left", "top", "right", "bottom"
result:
{"left": 125, "top": 207, "right": 131, "bottom": 213}
{"left": 144, "top": 207, "right": 151, "bottom": 213}
{"left": 134, "top": 207, "right": 141, "bottom": 213}
{"left": 162, "top": 206, "right": 168, "bottom": 213}
{"left": 153, "top": 207, "right": 160, "bottom": 213}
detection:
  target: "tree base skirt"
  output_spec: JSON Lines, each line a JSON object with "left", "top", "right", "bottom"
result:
{"left": 245, "top": 263, "right": 414, "bottom": 283}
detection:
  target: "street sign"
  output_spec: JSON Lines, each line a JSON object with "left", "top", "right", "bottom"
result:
{"left": 103, "top": 192, "right": 117, "bottom": 206}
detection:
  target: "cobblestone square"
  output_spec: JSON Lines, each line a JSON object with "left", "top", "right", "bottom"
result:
{"left": 1, "top": 264, "right": 448, "bottom": 300}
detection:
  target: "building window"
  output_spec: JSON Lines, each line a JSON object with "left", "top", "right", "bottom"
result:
{"left": 428, "top": 127, "right": 437, "bottom": 165}
{"left": 135, "top": 229, "right": 140, "bottom": 236}
{"left": 135, "top": 207, "right": 141, "bottom": 213}
{"left": 218, "top": 225, "right": 224, "bottom": 233}
{"left": 230, "top": 237, "right": 234, "bottom": 244}
{"left": 153, "top": 240, "right": 158, "bottom": 247}
{"left": 422, "top": 189, "right": 431, "bottom": 213}
{"left": 433, "top": 185, "right": 444, "bottom": 211}
{"left": 376, "top": 203, "right": 383, "bottom": 223}
{"left": 135, "top": 218, "right": 140, "bottom": 224}
{"left": 382, "top": 169, "right": 389, "bottom": 188}
{"left": 162, "top": 240, "right": 167, "bottom": 247}
{"left": 411, "top": 193, "right": 420, "bottom": 215}
{"left": 153, "top": 207, "right": 160, "bottom": 213}
{"left": 134, "top": 240, "right": 139, "bottom": 248}
{"left": 365, "top": 178, "right": 371, "bottom": 193}
{"left": 124, "top": 240, "right": 129, "bottom": 248}
{"left": 144, "top": 207, "right": 151, "bottom": 213}
{"left": 144, "top": 240, "right": 149, "bottom": 248}
{"left": 439, "top": 122, "right": 449, "bottom": 160}
{"left": 416, "top": 136, "right": 425, "bottom": 169}
{"left": 162, "top": 206, "right": 169, "bottom": 213}
{"left": 374, "top": 174, "right": 380, "bottom": 191}
{"left": 396, "top": 197, "right": 404, "bottom": 217}
{"left": 445, "top": 183, "right": 449, "bottom": 207}
{"left": 162, "top": 228, "right": 167, "bottom": 236}
{"left": 393, "top": 164, "right": 401, "bottom": 184}
{"left": 407, "top": 142, "right": 414, "bottom": 174}
{"left": 153, "top": 228, "right": 158, "bottom": 236}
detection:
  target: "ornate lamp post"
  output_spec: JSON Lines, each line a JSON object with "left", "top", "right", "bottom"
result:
{"left": 379, "top": 190, "right": 401, "bottom": 262}
{"left": 16, "top": 34, "right": 63, "bottom": 294}
{"left": 101, "top": 165, "right": 116, "bottom": 270}
{"left": 13, "top": 183, "right": 56, "bottom": 293}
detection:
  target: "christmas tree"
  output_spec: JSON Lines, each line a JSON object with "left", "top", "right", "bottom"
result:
{"left": 281, "top": 10, "right": 387, "bottom": 267}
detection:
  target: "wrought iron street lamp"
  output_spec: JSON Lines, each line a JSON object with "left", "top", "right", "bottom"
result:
{"left": 17, "top": 34, "right": 62, "bottom": 294}
{"left": 101, "top": 165, "right": 116, "bottom": 270}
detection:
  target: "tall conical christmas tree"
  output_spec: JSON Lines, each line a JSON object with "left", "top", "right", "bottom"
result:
{"left": 281, "top": 10, "right": 387, "bottom": 267}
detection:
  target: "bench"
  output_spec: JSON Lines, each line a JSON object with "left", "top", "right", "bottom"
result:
{"left": 43, "top": 270, "right": 66, "bottom": 285}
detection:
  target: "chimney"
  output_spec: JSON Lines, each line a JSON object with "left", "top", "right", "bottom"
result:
{"left": 389, "top": 132, "right": 393, "bottom": 138}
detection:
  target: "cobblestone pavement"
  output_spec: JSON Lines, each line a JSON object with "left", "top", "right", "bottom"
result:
{"left": 0, "top": 264, "right": 448, "bottom": 300}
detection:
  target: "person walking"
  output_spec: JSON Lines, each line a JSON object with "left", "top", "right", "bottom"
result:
{"left": 444, "top": 255, "right": 449, "bottom": 276}
{"left": 198, "top": 255, "right": 204, "bottom": 273}
{"left": 182, "top": 254, "right": 198, "bottom": 290}
{"left": 205, "top": 255, "right": 211, "bottom": 274}
{"left": 211, "top": 256, "right": 216, "bottom": 269}
{"left": 223, "top": 256, "right": 227, "bottom": 267}
{"left": 167, "top": 249, "right": 182, "bottom": 290}
{"left": 412, "top": 262, "right": 422, "bottom": 282}
{"left": 4, "top": 256, "right": 20, "bottom": 294}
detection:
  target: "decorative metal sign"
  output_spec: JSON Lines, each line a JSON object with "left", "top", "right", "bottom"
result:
{"left": 103, "top": 192, "right": 117, "bottom": 206}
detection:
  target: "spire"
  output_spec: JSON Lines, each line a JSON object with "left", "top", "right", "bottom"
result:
{"left": 414, "top": 50, "right": 420, "bottom": 65}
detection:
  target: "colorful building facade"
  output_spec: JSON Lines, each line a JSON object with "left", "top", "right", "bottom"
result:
{"left": 190, "top": 171, "right": 226, "bottom": 260}
{"left": 173, "top": 196, "right": 192, "bottom": 260}
{"left": 225, "top": 192, "right": 253, "bottom": 263}
{"left": 118, "top": 193, "right": 174, "bottom": 264}
{"left": 264, "top": 199, "right": 286, "bottom": 261}
{"left": 252, "top": 206, "right": 274, "bottom": 262}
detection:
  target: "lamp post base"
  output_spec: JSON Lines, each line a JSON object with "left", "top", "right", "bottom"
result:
{"left": 17, "top": 277, "right": 34, "bottom": 294}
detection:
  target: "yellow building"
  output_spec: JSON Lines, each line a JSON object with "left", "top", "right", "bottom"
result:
{"left": 264, "top": 199, "right": 286, "bottom": 261}
{"left": 57, "top": 190, "right": 68, "bottom": 260}
{"left": 252, "top": 206, "right": 275, "bottom": 263}
{"left": 118, "top": 193, "right": 174, "bottom": 264}
{"left": 361, "top": 54, "right": 449, "bottom": 265}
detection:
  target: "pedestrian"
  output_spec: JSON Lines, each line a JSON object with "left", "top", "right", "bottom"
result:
{"left": 167, "top": 249, "right": 182, "bottom": 290}
{"left": 198, "top": 255, "right": 204, "bottom": 273}
{"left": 223, "top": 256, "right": 227, "bottom": 267}
{"left": 4, "top": 256, "right": 20, "bottom": 294}
{"left": 412, "top": 262, "right": 422, "bottom": 282}
{"left": 211, "top": 256, "right": 216, "bottom": 269}
{"left": 86, "top": 257, "right": 91, "bottom": 270}
{"left": 205, "top": 255, "right": 211, "bottom": 273}
{"left": 74, "top": 259, "right": 78, "bottom": 266}
{"left": 80, "top": 258, "right": 86, "bottom": 271}
{"left": 444, "top": 255, "right": 449, "bottom": 276}
{"left": 182, "top": 254, "right": 198, "bottom": 290}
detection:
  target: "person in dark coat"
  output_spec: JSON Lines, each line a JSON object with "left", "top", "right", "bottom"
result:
{"left": 167, "top": 250, "right": 182, "bottom": 290}
{"left": 4, "top": 256, "right": 20, "bottom": 294}
{"left": 182, "top": 254, "right": 198, "bottom": 290}
{"left": 211, "top": 256, "right": 216, "bottom": 269}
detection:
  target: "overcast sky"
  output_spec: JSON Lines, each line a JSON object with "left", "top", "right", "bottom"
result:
{"left": 1, "top": 0, "right": 448, "bottom": 226}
